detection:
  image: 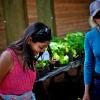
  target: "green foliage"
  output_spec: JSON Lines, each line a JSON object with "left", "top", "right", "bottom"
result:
{"left": 36, "top": 32, "right": 85, "bottom": 70}
{"left": 50, "top": 32, "right": 85, "bottom": 64}
{"left": 64, "top": 32, "right": 85, "bottom": 55}
{"left": 36, "top": 60, "right": 50, "bottom": 69}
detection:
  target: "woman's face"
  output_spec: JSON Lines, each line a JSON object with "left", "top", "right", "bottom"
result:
{"left": 95, "top": 18, "right": 100, "bottom": 25}
{"left": 94, "top": 10, "right": 100, "bottom": 24}
{"left": 28, "top": 38, "right": 50, "bottom": 55}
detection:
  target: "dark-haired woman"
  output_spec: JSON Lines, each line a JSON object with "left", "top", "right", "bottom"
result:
{"left": 0, "top": 22, "right": 52, "bottom": 100}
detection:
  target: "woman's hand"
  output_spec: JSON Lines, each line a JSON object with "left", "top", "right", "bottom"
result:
{"left": 0, "top": 96, "right": 4, "bottom": 100}
{"left": 82, "top": 93, "right": 90, "bottom": 100}
{"left": 50, "top": 59, "right": 57, "bottom": 64}
{"left": 82, "top": 85, "right": 91, "bottom": 100}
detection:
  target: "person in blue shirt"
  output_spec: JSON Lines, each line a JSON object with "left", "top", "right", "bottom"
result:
{"left": 38, "top": 51, "right": 50, "bottom": 60}
{"left": 82, "top": 0, "right": 100, "bottom": 100}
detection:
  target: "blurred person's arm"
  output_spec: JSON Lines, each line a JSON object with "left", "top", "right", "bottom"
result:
{"left": 82, "top": 85, "right": 90, "bottom": 100}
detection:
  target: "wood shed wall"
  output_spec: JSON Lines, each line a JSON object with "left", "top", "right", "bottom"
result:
{"left": 0, "top": 0, "right": 90, "bottom": 51}
{"left": 26, "top": 0, "right": 90, "bottom": 37}
{"left": 54, "top": 0, "right": 90, "bottom": 37}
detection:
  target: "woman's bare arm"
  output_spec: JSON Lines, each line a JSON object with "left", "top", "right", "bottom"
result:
{"left": 0, "top": 51, "right": 12, "bottom": 84}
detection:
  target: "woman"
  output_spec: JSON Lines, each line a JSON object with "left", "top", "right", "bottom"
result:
{"left": 82, "top": 1, "right": 100, "bottom": 100}
{"left": 0, "top": 22, "right": 52, "bottom": 100}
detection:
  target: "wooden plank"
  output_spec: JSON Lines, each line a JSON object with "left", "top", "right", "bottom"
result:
{"left": 54, "top": 1, "right": 90, "bottom": 35}
{"left": 36, "top": 59, "right": 83, "bottom": 82}
{"left": 54, "top": 0, "right": 90, "bottom": 3}
{"left": 25, "top": 0, "right": 37, "bottom": 24}
{"left": 36, "top": 0, "right": 57, "bottom": 36}
{"left": 3, "top": 0, "right": 27, "bottom": 45}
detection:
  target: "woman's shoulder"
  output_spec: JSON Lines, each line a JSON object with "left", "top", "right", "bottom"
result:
{"left": 0, "top": 49, "right": 14, "bottom": 84}
{"left": 0, "top": 49, "right": 13, "bottom": 72}
{"left": 85, "top": 27, "right": 98, "bottom": 38}
{"left": 0, "top": 49, "right": 13, "bottom": 62}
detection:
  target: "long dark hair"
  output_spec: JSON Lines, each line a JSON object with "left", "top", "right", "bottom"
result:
{"left": 8, "top": 22, "right": 52, "bottom": 71}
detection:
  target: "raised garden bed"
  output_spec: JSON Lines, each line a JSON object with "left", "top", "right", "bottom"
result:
{"left": 36, "top": 58, "right": 84, "bottom": 81}
{"left": 36, "top": 32, "right": 85, "bottom": 79}
{"left": 33, "top": 32, "right": 85, "bottom": 100}
{"left": 33, "top": 58, "right": 84, "bottom": 100}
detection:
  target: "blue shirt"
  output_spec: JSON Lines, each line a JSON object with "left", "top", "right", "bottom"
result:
{"left": 84, "top": 27, "right": 100, "bottom": 85}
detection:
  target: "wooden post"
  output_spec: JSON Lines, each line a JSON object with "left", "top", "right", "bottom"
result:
{"left": 0, "top": 0, "right": 7, "bottom": 52}
{"left": 3, "top": 0, "right": 27, "bottom": 45}
{"left": 36, "top": 0, "right": 56, "bottom": 36}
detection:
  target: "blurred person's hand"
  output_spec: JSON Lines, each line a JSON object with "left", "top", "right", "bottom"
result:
{"left": 51, "top": 59, "right": 57, "bottom": 64}
{"left": 0, "top": 96, "right": 4, "bottom": 100}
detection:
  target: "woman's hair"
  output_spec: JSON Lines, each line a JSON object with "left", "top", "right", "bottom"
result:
{"left": 88, "top": 16, "right": 96, "bottom": 28}
{"left": 94, "top": 10, "right": 100, "bottom": 19}
{"left": 8, "top": 22, "right": 52, "bottom": 71}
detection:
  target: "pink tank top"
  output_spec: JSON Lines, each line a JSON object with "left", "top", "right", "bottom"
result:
{"left": 0, "top": 48, "right": 36, "bottom": 95}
